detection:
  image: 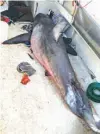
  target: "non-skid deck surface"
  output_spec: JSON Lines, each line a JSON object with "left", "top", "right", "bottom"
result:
{"left": 0, "top": 23, "right": 96, "bottom": 134}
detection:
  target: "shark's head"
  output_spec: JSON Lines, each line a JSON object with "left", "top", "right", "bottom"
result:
{"left": 83, "top": 111, "right": 100, "bottom": 133}
{"left": 65, "top": 83, "right": 100, "bottom": 133}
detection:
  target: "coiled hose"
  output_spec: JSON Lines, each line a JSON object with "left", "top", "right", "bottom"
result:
{"left": 86, "top": 82, "right": 100, "bottom": 103}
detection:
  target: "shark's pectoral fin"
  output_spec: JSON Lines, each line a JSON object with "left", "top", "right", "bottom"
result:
{"left": 62, "top": 36, "right": 77, "bottom": 56}
{"left": 66, "top": 45, "right": 77, "bottom": 56}
{"left": 63, "top": 37, "right": 72, "bottom": 45}
{"left": 2, "top": 33, "right": 31, "bottom": 44}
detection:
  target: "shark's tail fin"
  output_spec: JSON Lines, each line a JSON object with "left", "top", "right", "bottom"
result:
{"left": 2, "top": 33, "right": 31, "bottom": 44}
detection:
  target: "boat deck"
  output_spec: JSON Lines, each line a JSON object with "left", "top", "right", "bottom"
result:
{"left": 0, "top": 22, "right": 99, "bottom": 134}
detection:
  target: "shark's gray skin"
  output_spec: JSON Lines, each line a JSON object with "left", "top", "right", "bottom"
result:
{"left": 2, "top": 13, "right": 100, "bottom": 133}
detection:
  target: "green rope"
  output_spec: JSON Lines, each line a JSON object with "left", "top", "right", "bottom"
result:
{"left": 86, "top": 82, "right": 100, "bottom": 103}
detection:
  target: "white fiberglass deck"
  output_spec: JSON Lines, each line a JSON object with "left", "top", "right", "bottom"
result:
{"left": 0, "top": 22, "right": 96, "bottom": 134}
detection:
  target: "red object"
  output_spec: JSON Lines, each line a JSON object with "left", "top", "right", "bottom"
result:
{"left": 1, "top": 16, "right": 10, "bottom": 23}
{"left": 21, "top": 74, "right": 30, "bottom": 85}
